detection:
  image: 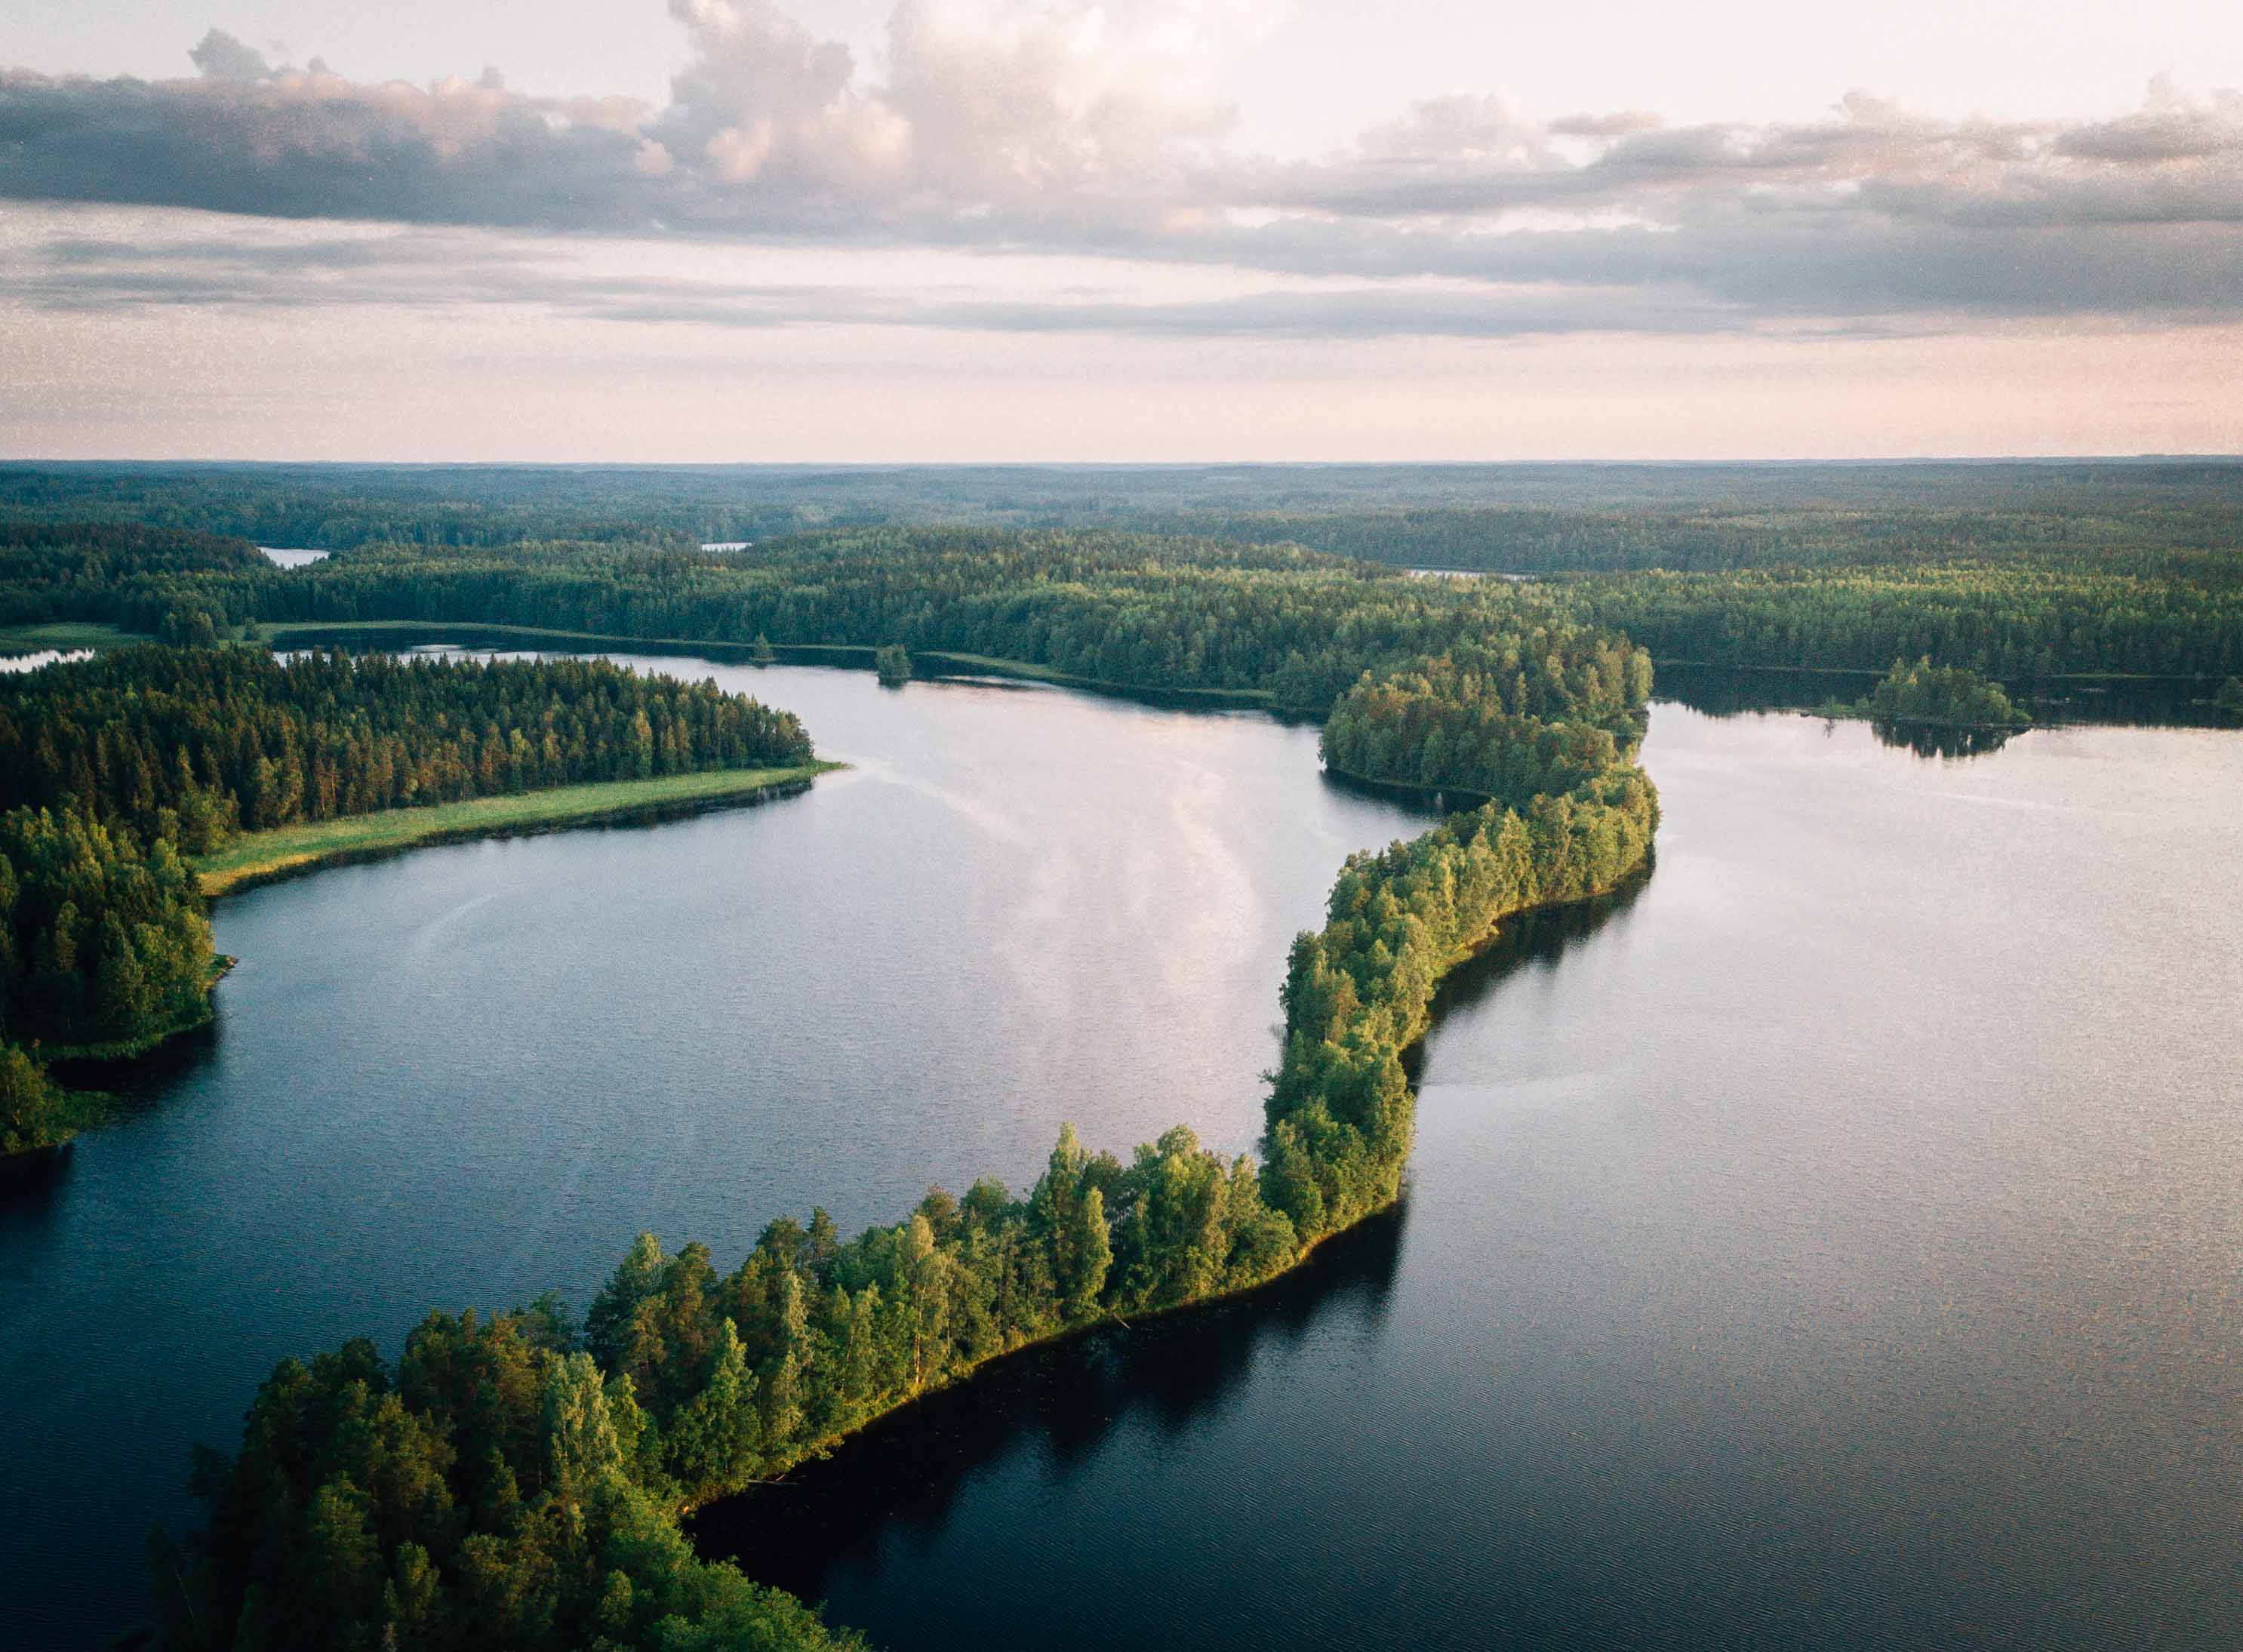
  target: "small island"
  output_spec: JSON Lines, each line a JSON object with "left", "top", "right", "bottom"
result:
{"left": 1820, "top": 658, "right": 2032, "bottom": 757}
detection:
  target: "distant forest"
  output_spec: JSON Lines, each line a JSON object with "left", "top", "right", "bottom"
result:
{"left": 7, "top": 461, "right": 2241, "bottom": 689}
{"left": 5, "top": 457, "right": 2241, "bottom": 572}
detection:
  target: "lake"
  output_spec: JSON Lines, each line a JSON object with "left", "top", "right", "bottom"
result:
{"left": 4, "top": 662, "right": 2239, "bottom": 1649}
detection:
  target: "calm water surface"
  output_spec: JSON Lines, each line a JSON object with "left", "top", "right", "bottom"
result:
{"left": 2, "top": 665, "right": 2238, "bottom": 1649}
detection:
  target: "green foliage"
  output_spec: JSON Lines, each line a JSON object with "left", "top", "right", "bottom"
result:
{"left": 234, "top": 529, "right": 1655, "bottom": 718}
{"left": 1865, "top": 658, "right": 2030, "bottom": 729}
{"left": 0, "top": 646, "right": 815, "bottom": 851}
{"left": 0, "top": 650, "right": 810, "bottom": 1073}
{"left": 872, "top": 644, "right": 909, "bottom": 686}
{"left": 168, "top": 1312, "right": 866, "bottom": 1652}
{"left": 0, "top": 1037, "right": 76, "bottom": 1154}
{"left": 0, "top": 518, "right": 268, "bottom": 632}
{"left": 152, "top": 518, "right": 1669, "bottom": 1650}
{"left": 1552, "top": 561, "right": 2243, "bottom": 681}
{"left": 0, "top": 805, "right": 214, "bottom": 1054}
{"left": 1319, "top": 639, "right": 1650, "bottom": 802}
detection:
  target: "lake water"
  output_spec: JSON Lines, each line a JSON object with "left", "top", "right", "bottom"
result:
{"left": 0, "top": 648, "right": 93, "bottom": 672}
{"left": 4, "top": 663, "right": 2239, "bottom": 1649}
{"left": 258, "top": 547, "right": 330, "bottom": 568}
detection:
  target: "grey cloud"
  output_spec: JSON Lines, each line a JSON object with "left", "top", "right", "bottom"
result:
{"left": 3, "top": 4, "right": 2241, "bottom": 337}
{"left": 186, "top": 29, "right": 270, "bottom": 83}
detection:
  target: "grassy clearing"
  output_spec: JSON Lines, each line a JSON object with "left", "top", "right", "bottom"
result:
{"left": 0, "top": 620, "right": 148, "bottom": 655}
{"left": 192, "top": 763, "right": 838, "bottom": 897}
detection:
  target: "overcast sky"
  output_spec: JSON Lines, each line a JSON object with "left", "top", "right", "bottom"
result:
{"left": 2, "top": 0, "right": 2239, "bottom": 460}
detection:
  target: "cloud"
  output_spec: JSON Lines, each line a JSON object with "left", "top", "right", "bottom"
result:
{"left": 186, "top": 28, "right": 271, "bottom": 83}
{"left": 2, "top": 3, "right": 2241, "bottom": 337}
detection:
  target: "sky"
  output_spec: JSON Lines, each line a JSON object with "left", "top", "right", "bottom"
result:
{"left": 2, "top": 0, "right": 2239, "bottom": 460}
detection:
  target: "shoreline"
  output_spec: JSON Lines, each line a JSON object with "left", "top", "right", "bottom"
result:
{"left": 254, "top": 621, "right": 1292, "bottom": 711}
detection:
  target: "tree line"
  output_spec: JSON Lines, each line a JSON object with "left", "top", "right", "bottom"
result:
{"left": 243, "top": 530, "right": 1654, "bottom": 720}
{"left": 0, "top": 646, "right": 814, "bottom": 852}
{"left": 1549, "top": 562, "right": 2243, "bottom": 681}
{"left": 11, "top": 509, "right": 2240, "bottom": 691}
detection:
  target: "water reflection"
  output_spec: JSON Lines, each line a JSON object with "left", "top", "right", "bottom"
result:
{"left": 693, "top": 1203, "right": 1408, "bottom": 1602}
{"left": 1866, "top": 718, "right": 2024, "bottom": 759}
{"left": 1656, "top": 660, "right": 2218, "bottom": 731}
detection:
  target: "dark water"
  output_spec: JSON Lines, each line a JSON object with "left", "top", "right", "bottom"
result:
{"left": 1655, "top": 660, "right": 2229, "bottom": 730}
{"left": 5, "top": 667, "right": 2240, "bottom": 1650}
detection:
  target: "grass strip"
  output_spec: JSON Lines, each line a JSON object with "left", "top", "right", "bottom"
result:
{"left": 192, "top": 763, "right": 838, "bottom": 897}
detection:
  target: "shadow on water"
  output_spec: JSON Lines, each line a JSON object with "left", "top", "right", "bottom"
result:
{"left": 1656, "top": 662, "right": 2222, "bottom": 731}
{"left": 692, "top": 869, "right": 1651, "bottom": 1616}
{"left": 690, "top": 1201, "right": 1409, "bottom": 1607}
{"left": 1401, "top": 864, "right": 1652, "bottom": 1091}
{"left": 1867, "top": 720, "right": 2024, "bottom": 760}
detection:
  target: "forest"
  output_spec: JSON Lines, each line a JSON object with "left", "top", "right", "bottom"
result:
{"left": 0, "top": 647, "right": 815, "bottom": 849}
{"left": 1861, "top": 660, "right": 2032, "bottom": 731}
{"left": 7, "top": 459, "right": 2241, "bottom": 567}
{"left": 1547, "top": 562, "right": 2243, "bottom": 681}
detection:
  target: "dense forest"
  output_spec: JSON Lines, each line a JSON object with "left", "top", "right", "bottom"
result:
{"left": 7, "top": 460, "right": 2241, "bottom": 565}
{"left": 1318, "top": 642, "right": 1650, "bottom": 801}
{"left": 0, "top": 648, "right": 814, "bottom": 851}
{"left": 0, "top": 519, "right": 269, "bottom": 640}
{"left": 246, "top": 532, "right": 1655, "bottom": 737}
{"left": 0, "top": 804, "right": 215, "bottom": 1057}
{"left": 1549, "top": 562, "right": 2243, "bottom": 681}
